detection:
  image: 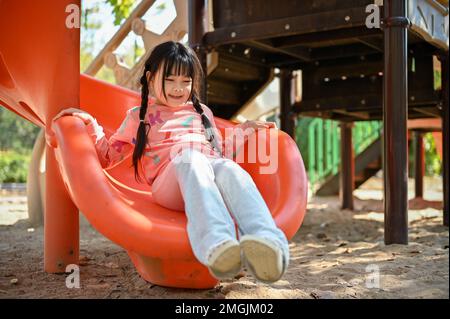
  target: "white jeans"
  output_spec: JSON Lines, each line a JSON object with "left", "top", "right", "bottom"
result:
{"left": 152, "top": 148, "right": 289, "bottom": 267}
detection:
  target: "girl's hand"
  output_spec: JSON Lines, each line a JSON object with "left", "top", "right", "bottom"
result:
{"left": 53, "top": 108, "right": 94, "bottom": 125}
{"left": 242, "top": 120, "right": 278, "bottom": 130}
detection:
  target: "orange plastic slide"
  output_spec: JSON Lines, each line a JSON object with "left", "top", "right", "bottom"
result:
{"left": 0, "top": 1, "right": 308, "bottom": 288}
{"left": 57, "top": 74, "right": 308, "bottom": 288}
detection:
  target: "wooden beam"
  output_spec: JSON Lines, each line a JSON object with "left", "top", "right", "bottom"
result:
{"left": 204, "top": 7, "right": 369, "bottom": 47}
{"left": 340, "top": 122, "right": 355, "bottom": 210}
{"left": 311, "top": 43, "right": 380, "bottom": 60}
{"left": 279, "top": 69, "right": 296, "bottom": 138}
{"left": 248, "top": 39, "right": 311, "bottom": 62}
{"left": 414, "top": 131, "right": 424, "bottom": 198}
{"left": 85, "top": 0, "right": 155, "bottom": 75}
{"left": 212, "top": 56, "right": 266, "bottom": 81}
{"left": 441, "top": 52, "right": 449, "bottom": 226}
{"left": 215, "top": 43, "right": 269, "bottom": 67}
{"left": 189, "top": 0, "right": 208, "bottom": 102}
{"left": 286, "top": 52, "right": 384, "bottom": 72}
{"left": 383, "top": 0, "right": 409, "bottom": 245}
{"left": 356, "top": 36, "right": 384, "bottom": 52}
{"left": 207, "top": 78, "right": 242, "bottom": 106}
{"left": 272, "top": 26, "right": 382, "bottom": 48}
{"left": 412, "top": 106, "right": 442, "bottom": 117}
{"left": 332, "top": 109, "right": 370, "bottom": 120}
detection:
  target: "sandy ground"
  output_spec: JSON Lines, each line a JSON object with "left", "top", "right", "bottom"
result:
{"left": 0, "top": 175, "right": 448, "bottom": 299}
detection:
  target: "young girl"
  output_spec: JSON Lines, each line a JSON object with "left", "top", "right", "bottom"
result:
{"left": 54, "top": 41, "right": 289, "bottom": 283}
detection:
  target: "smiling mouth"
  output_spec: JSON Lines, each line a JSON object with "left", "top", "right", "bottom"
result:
{"left": 169, "top": 94, "right": 183, "bottom": 99}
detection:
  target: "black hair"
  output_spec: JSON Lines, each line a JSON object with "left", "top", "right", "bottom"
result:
{"left": 132, "top": 41, "right": 217, "bottom": 183}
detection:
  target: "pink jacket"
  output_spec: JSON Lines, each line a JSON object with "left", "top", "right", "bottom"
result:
{"left": 85, "top": 100, "right": 249, "bottom": 185}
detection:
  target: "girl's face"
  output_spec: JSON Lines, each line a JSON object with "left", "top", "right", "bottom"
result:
{"left": 149, "top": 64, "right": 193, "bottom": 107}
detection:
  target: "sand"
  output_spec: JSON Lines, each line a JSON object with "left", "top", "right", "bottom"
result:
{"left": 0, "top": 175, "right": 448, "bottom": 299}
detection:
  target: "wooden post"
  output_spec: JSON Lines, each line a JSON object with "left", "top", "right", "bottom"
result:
{"left": 383, "top": 0, "right": 408, "bottom": 244}
{"left": 414, "top": 131, "right": 424, "bottom": 198}
{"left": 188, "top": 0, "right": 208, "bottom": 103}
{"left": 340, "top": 122, "right": 355, "bottom": 210}
{"left": 441, "top": 53, "right": 449, "bottom": 227}
{"left": 280, "top": 69, "right": 296, "bottom": 139}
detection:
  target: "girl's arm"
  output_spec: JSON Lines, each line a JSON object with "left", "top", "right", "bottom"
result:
{"left": 54, "top": 108, "right": 138, "bottom": 170}
{"left": 201, "top": 104, "right": 255, "bottom": 160}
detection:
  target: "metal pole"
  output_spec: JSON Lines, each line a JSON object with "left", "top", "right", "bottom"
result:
{"left": 383, "top": 0, "right": 409, "bottom": 244}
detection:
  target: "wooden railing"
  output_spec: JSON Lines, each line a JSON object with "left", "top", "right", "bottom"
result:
{"left": 85, "top": 0, "right": 203, "bottom": 91}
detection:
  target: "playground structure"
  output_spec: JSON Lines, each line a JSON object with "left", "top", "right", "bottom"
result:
{"left": 89, "top": 0, "right": 448, "bottom": 243}
{"left": 192, "top": 0, "right": 448, "bottom": 245}
{"left": 0, "top": 0, "right": 448, "bottom": 287}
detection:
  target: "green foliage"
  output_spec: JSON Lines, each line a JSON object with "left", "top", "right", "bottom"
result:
{"left": 409, "top": 132, "right": 442, "bottom": 177}
{"left": 0, "top": 108, "right": 40, "bottom": 152}
{"left": 105, "top": 0, "right": 137, "bottom": 25}
{"left": 424, "top": 132, "right": 442, "bottom": 176}
{"left": 296, "top": 117, "right": 442, "bottom": 185}
{"left": 82, "top": 4, "right": 102, "bottom": 30}
{"left": 434, "top": 69, "right": 442, "bottom": 91}
{"left": 0, "top": 151, "right": 31, "bottom": 183}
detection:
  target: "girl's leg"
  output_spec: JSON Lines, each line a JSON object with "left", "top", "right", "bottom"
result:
{"left": 211, "top": 158, "right": 290, "bottom": 279}
{"left": 168, "top": 148, "right": 240, "bottom": 277}
{"left": 151, "top": 160, "right": 185, "bottom": 212}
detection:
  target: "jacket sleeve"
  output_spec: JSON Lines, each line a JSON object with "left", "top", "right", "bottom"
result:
{"left": 85, "top": 108, "right": 139, "bottom": 169}
{"left": 201, "top": 104, "right": 254, "bottom": 160}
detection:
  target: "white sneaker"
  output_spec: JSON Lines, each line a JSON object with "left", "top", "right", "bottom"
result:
{"left": 240, "top": 235, "right": 285, "bottom": 283}
{"left": 206, "top": 240, "right": 242, "bottom": 280}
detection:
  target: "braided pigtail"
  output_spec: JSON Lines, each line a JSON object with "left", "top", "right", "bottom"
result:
{"left": 191, "top": 94, "right": 222, "bottom": 156}
{"left": 132, "top": 64, "right": 152, "bottom": 183}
